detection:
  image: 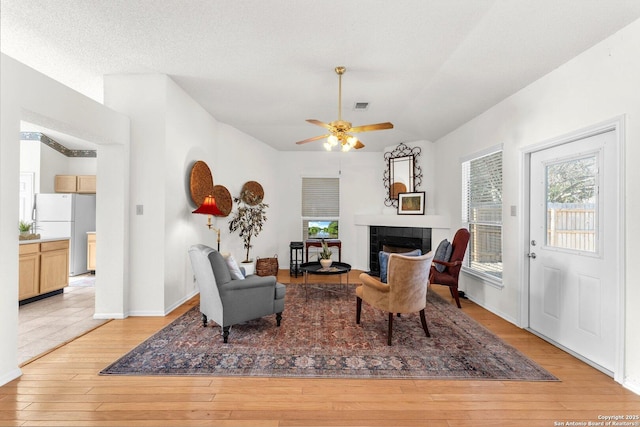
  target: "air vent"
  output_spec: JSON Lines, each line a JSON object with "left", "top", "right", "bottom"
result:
{"left": 353, "top": 102, "right": 369, "bottom": 111}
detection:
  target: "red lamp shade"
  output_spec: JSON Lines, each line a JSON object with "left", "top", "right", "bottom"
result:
{"left": 192, "top": 195, "right": 223, "bottom": 216}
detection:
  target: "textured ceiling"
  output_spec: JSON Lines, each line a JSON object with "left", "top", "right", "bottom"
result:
{"left": 2, "top": 0, "right": 640, "bottom": 152}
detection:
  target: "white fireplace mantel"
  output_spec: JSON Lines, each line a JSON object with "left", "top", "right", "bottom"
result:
{"left": 354, "top": 214, "right": 450, "bottom": 230}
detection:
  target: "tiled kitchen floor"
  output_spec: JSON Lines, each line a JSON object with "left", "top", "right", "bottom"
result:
{"left": 18, "top": 275, "right": 107, "bottom": 365}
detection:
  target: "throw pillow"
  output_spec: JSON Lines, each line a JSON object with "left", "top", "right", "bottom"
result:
{"left": 378, "top": 251, "right": 390, "bottom": 283}
{"left": 223, "top": 254, "right": 245, "bottom": 280}
{"left": 379, "top": 248, "right": 422, "bottom": 283}
{"left": 433, "top": 239, "right": 453, "bottom": 272}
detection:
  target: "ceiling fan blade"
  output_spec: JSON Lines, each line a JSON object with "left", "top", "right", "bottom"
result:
{"left": 349, "top": 122, "right": 394, "bottom": 133}
{"left": 306, "top": 119, "right": 333, "bottom": 130}
{"left": 295, "top": 134, "right": 330, "bottom": 145}
{"left": 354, "top": 140, "right": 365, "bottom": 149}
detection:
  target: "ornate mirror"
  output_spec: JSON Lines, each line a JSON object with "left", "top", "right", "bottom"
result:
{"left": 389, "top": 155, "right": 414, "bottom": 199}
{"left": 383, "top": 143, "right": 422, "bottom": 207}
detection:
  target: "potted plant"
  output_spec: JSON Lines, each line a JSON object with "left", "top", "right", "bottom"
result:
{"left": 318, "top": 239, "right": 333, "bottom": 268}
{"left": 18, "top": 220, "right": 37, "bottom": 240}
{"left": 18, "top": 219, "right": 33, "bottom": 236}
{"left": 228, "top": 189, "right": 268, "bottom": 263}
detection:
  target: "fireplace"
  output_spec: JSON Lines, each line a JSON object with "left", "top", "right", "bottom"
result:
{"left": 369, "top": 226, "right": 432, "bottom": 275}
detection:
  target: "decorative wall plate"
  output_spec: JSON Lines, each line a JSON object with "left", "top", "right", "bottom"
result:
{"left": 391, "top": 182, "right": 407, "bottom": 199}
{"left": 189, "top": 161, "right": 214, "bottom": 207}
{"left": 212, "top": 185, "right": 232, "bottom": 216}
{"left": 241, "top": 181, "right": 264, "bottom": 205}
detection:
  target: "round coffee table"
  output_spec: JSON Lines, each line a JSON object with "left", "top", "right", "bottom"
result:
{"left": 299, "top": 261, "right": 351, "bottom": 298}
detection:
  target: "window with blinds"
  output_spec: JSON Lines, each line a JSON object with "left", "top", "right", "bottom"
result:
{"left": 462, "top": 149, "right": 503, "bottom": 282}
{"left": 301, "top": 177, "right": 339, "bottom": 240}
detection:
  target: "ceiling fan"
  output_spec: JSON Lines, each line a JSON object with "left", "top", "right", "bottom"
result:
{"left": 295, "top": 66, "right": 394, "bottom": 151}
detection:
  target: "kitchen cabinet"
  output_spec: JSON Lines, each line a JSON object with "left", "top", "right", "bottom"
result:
{"left": 40, "top": 240, "right": 70, "bottom": 293}
{"left": 77, "top": 175, "right": 96, "bottom": 193}
{"left": 54, "top": 175, "right": 78, "bottom": 192}
{"left": 19, "top": 244, "right": 40, "bottom": 300}
{"left": 19, "top": 239, "right": 69, "bottom": 302}
{"left": 87, "top": 232, "right": 96, "bottom": 271}
{"left": 54, "top": 175, "right": 96, "bottom": 193}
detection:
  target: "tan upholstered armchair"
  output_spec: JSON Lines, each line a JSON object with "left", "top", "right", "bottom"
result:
{"left": 356, "top": 251, "right": 435, "bottom": 345}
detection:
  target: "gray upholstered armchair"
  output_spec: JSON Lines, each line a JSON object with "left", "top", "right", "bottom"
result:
{"left": 188, "top": 244, "right": 286, "bottom": 343}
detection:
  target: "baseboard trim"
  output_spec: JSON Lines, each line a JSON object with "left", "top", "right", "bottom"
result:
{"left": 164, "top": 290, "right": 199, "bottom": 315}
{"left": 464, "top": 293, "right": 519, "bottom": 326}
{"left": 0, "top": 367, "right": 22, "bottom": 387}
{"left": 93, "top": 312, "right": 126, "bottom": 320}
{"left": 624, "top": 378, "right": 640, "bottom": 396}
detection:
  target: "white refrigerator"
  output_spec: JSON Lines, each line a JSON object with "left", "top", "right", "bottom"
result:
{"left": 34, "top": 193, "right": 96, "bottom": 276}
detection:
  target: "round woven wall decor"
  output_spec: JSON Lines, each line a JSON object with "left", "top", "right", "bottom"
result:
{"left": 189, "top": 161, "right": 215, "bottom": 207}
{"left": 391, "top": 182, "right": 407, "bottom": 199}
{"left": 241, "top": 181, "right": 264, "bottom": 205}
{"left": 212, "top": 185, "right": 232, "bottom": 216}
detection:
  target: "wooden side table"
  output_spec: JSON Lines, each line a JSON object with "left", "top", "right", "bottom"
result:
{"left": 305, "top": 239, "right": 341, "bottom": 262}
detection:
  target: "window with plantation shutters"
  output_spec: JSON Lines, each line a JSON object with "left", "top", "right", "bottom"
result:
{"left": 462, "top": 148, "right": 503, "bottom": 282}
{"left": 301, "top": 177, "right": 340, "bottom": 240}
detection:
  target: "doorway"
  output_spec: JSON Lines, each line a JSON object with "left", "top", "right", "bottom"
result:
{"left": 526, "top": 123, "right": 623, "bottom": 379}
{"left": 18, "top": 125, "right": 100, "bottom": 364}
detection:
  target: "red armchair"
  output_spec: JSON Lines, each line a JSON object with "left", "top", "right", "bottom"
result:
{"left": 429, "top": 228, "right": 470, "bottom": 308}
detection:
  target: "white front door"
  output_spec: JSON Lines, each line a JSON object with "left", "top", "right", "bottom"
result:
{"left": 529, "top": 129, "right": 618, "bottom": 375}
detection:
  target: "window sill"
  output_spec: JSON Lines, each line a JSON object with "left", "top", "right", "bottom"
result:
{"left": 461, "top": 267, "right": 504, "bottom": 290}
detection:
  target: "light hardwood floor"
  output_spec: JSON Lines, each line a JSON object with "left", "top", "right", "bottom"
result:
{"left": 2, "top": 270, "right": 639, "bottom": 426}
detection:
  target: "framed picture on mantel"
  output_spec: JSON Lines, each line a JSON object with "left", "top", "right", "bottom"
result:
{"left": 397, "top": 192, "right": 425, "bottom": 215}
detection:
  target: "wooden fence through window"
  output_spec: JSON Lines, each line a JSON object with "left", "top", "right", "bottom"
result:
{"left": 547, "top": 206, "right": 595, "bottom": 252}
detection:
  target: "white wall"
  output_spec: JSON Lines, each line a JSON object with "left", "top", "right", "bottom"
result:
{"left": 275, "top": 140, "right": 437, "bottom": 272}
{"left": 39, "top": 145, "right": 69, "bottom": 193}
{"left": 275, "top": 150, "right": 380, "bottom": 271}
{"left": 0, "top": 54, "right": 129, "bottom": 386}
{"left": 65, "top": 157, "right": 97, "bottom": 177}
{"left": 433, "top": 19, "right": 640, "bottom": 390}
{"left": 20, "top": 140, "right": 98, "bottom": 193}
{"left": 213, "top": 123, "right": 281, "bottom": 265}
{"left": 104, "top": 74, "right": 167, "bottom": 315}
{"left": 104, "top": 74, "right": 281, "bottom": 315}
{"left": 165, "top": 77, "right": 281, "bottom": 313}
{"left": 19, "top": 140, "right": 41, "bottom": 194}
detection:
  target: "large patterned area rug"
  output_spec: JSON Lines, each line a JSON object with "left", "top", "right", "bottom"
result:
{"left": 101, "top": 284, "right": 557, "bottom": 380}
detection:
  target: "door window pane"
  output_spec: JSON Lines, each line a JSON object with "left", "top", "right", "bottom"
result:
{"left": 545, "top": 155, "right": 597, "bottom": 252}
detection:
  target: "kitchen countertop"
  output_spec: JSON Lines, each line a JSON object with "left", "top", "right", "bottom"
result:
{"left": 19, "top": 237, "right": 70, "bottom": 245}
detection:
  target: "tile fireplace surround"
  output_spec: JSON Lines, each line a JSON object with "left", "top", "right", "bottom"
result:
{"left": 355, "top": 215, "right": 450, "bottom": 276}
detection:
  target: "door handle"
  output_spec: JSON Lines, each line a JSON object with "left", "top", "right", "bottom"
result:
{"left": 528, "top": 252, "right": 537, "bottom": 259}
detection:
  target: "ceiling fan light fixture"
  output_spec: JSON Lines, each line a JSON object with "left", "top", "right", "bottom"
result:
{"left": 294, "top": 66, "right": 394, "bottom": 151}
